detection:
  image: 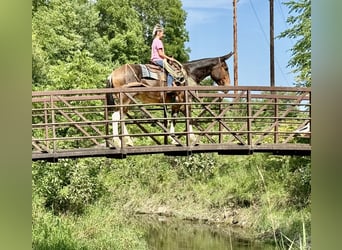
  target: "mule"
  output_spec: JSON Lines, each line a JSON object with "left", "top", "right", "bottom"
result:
{"left": 106, "top": 52, "right": 233, "bottom": 147}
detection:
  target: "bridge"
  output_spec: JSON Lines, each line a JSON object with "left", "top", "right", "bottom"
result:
{"left": 32, "top": 86, "right": 311, "bottom": 161}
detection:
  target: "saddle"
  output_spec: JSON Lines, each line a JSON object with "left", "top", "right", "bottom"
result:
{"left": 140, "top": 64, "right": 164, "bottom": 80}
{"left": 140, "top": 60, "right": 186, "bottom": 87}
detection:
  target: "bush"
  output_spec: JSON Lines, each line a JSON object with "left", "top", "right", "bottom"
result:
{"left": 32, "top": 158, "right": 106, "bottom": 215}
{"left": 286, "top": 156, "right": 311, "bottom": 208}
{"left": 171, "top": 153, "right": 218, "bottom": 182}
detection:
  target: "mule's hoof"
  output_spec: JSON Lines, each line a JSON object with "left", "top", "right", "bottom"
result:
{"left": 112, "top": 139, "right": 122, "bottom": 149}
{"left": 190, "top": 136, "right": 198, "bottom": 146}
{"left": 169, "top": 139, "right": 181, "bottom": 146}
{"left": 123, "top": 138, "right": 134, "bottom": 147}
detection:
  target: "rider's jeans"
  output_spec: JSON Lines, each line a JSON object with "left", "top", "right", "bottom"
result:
{"left": 153, "top": 59, "right": 173, "bottom": 87}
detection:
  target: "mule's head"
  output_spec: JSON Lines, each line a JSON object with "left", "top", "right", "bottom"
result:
{"left": 210, "top": 52, "right": 233, "bottom": 87}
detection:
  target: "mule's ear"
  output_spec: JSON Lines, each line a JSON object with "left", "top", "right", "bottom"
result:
{"left": 221, "top": 52, "right": 234, "bottom": 60}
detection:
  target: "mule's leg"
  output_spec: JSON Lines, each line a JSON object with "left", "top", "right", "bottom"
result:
{"left": 112, "top": 111, "right": 122, "bottom": 148}
{"left": 121, "top": 113, "right": 134, "bottom": 146}
{"left": 168, "top": 113, "right": 179, "bottom": 145}
{"left": 188, "top": 123, "right": 198, "bottom": 146}
{"left": 188, "top": 103, "right": 197, "bottom": 145}
{"left": 180, "top": 99, "right": 197, "bottom": 146}
{"left": 168, "top": 112, "right": 196, "bottom": 145}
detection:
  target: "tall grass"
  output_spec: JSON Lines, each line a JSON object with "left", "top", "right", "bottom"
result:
{"left": 254, "top": 157, "right": 311, "bottom": 249}
{"left": 278, "top": 219, "right": 309, "bottom": 250}
{"left": 32, "top": 195, "right": 149, "bottom": 249}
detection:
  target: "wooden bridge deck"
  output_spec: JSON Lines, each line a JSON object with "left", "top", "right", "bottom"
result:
{"left": 32, "top": 86, "right": 311, "bottom": 161}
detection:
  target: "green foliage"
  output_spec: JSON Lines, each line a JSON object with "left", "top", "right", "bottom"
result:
{"left": 32, "top": 153, "right": 311, "bottom": 247}
{"left": 96, "top": 0, "right": 148, "bottom": 64}
{"left": 32, "top": 0, "right": 111, "bottom": 90}
{"left": 33, "top": 0, "right": 100, "bottom": 64}
{"left": 247, "top": 154, "right": 311, "bottom": 244}
{"left": 32, "top": 0, "right": 189, "bottom": 90}
{"left": 32, "top": 32, "right": 49, "bottom": 85}
{"left": 129, "top": 0, "right": 190, "bottom": 62}
{"left": 285, "top": 156, "right": 311, "bottom": 208}
{"left": 32, "top": 0, "right": 49, "bottom": 13}
{"left": 67, "top": 204, "right": 149, "bottom": 250}
{"left": 32, "top": 159, "right": 106, "bottom": 215}
{"left": 46, "top": 50, "right": 109, "bottom": 90}
{"left": 277, "top": 0, "right": 311, "bottom": 87}
{"left": 105, "top": 155, "right": 176, "bottom": 198}
{"left": 158, "top": 0, "right": 190, "bottom": 62}
{"left": 171, "top": 153, "right": 218, "bottom": 182}
{"left": 32, "top": 194, "right": 149, "bottom": 249}
{"left": 32, "top": 197, "right": 79, "bottom": 249}
{"left": 260, "top": 155, "right": 311, "bottom": 208}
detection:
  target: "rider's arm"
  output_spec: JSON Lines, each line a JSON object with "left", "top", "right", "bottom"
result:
{"left": 157, "top": 48, "right": 174, "bottom": 61}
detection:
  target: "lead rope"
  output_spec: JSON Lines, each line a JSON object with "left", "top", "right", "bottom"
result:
{"left": 127, "top": 64, "right": 140, "bottom": 82}
{"left": 163, "top": 59, "right": 185, "bottom": 85}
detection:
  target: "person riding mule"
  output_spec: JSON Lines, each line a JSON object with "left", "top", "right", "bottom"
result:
{"left": 106, "top": 52, "right": 233, "bottom": 148}
{"left": 150, "top": 24, "right": 186, "bottom": 88}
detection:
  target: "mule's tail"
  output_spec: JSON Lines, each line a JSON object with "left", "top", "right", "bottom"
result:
{"left": 106, "top": 75, "right": 115, "bottom": 112}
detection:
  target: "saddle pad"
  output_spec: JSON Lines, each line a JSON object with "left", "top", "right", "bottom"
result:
{"left": 140, "top": 64, "right": 159, "bottom": 80}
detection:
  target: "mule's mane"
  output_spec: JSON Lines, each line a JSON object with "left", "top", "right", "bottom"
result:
{"left": 185, "top": 56, "right": 221, "bottom": 64}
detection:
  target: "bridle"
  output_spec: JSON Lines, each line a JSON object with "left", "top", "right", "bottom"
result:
{"left": 211, "top": 58, "right": 229, "bottom": 86}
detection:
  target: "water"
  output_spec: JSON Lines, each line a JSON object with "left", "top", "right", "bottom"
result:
{"left": 134, "top": 215, "right": 274, "bottom": 250}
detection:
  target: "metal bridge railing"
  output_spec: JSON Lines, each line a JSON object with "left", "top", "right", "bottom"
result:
{"left": 32, "top": 86, "right": 311, "bottom": 160}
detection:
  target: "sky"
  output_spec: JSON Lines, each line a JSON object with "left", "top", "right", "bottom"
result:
{"left": 181, "top": 0, "right": 296, "bottom": 86}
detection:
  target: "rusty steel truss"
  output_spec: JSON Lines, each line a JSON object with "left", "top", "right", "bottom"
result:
{"left": 32, "top": 86, "right": 311, "bottom": 161}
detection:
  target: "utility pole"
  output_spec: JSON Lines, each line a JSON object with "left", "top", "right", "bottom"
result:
{"left": 233, "top": 0, "right": 238, "bottom": 87}
{"left": 270, "top": 0, "right": 275, "bottom": 86}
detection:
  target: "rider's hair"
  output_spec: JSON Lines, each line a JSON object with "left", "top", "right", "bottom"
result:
{"left": 152, "top": 24, "right": 164, "bottom": 37}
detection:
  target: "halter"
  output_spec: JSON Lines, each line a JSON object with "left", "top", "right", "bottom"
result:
{"left": 211, "top": 58, "right": 229, "bottom": 86}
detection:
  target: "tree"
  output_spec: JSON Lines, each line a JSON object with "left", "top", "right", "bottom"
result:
{"left": 129, "top": 0, "right": 190, "bottom": 62}
{"left": 32, "top": 0, "right": 111, "bottom": 89}
{"left": 95, "top": 0, "right": 190, "bottom": 64}
{"left": 32, "top": 0, "right": 49, "bottom": 13}
{"left": 32, "top": 0, "right": 190, "bottom": 89}
{"left": 277, "top": 0, "right": 311, "bottom": 87}
{"left": 95, "top": 0, "right": 148, "bottom": 64}
{"left": 160, "top": 0, "right": 190, "bottom": 62}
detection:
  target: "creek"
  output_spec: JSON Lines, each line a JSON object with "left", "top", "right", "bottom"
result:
{"left": 134, "top": 215, "right": 274, "bottom": 250}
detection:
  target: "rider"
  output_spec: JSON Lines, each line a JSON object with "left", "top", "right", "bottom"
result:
{"left": 150, "top": 24, "right": 175, "bottom": 88}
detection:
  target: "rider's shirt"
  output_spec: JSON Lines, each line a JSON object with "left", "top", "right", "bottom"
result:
{"left": 151, "top": 37, "right": 164, "bottom": 62}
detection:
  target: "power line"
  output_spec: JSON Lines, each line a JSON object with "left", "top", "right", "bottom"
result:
{"left": 248, "top": 0, "right": 269, "bottom": 46}
{"left": 275, "top": 0, "right": 293, "bottom": 85}
{"left": 276, "top": 0, "right": 287, "bottom": 29}
{"left": 248, "top": 0, "right": 290, "bottom": 85}
{"left": 275, "top": 0, "right": 294, "bottom": 45}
